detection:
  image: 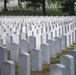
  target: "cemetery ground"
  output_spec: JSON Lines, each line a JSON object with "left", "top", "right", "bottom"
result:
{"left": 5, "top": 42, "right": 76, "bottom": 75}
{"left": 0, "top": 9, "right": 68, "bottom": 16}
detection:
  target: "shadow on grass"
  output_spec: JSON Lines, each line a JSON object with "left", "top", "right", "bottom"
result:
{"left": 0, "top": 9, "right": 69, "bottom": 16}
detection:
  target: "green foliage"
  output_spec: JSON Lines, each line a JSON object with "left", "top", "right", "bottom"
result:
{"left": 57, "top": 0, "right": 75, "bottom": 15}
{"left": 22, "top": 0, "right": 42, "bottom": 13}
{"left": 21, "top": 0, "right": 42, "bottom": 7}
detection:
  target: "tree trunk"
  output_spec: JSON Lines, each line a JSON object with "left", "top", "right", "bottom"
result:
{"left": 68, "top": 2, "right": 75, "bottom": 15}
{"left": 42, "top": 0, "right": 46, "bottom": 16}
{"left": 4, "top": 0, "right": 7, "bottom": 11}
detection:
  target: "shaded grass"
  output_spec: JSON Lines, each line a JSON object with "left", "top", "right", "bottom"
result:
{"left": 0, "top": 9, "right": 68, "bottom": 16}
{"left": 73, "top": 42, "right": 76, "bottom": 45}
{"left": 15, "top": 62, "right": 18, "bottom": 75}
{"left": 7, "top": 50, "right": 11, "bottom": 60}
{"left": 0, "top": 10, "right": 43, "bottom": 16}
{"left": 31, "top": 65, "right": 50, "bottom": 75}
{"left": 3, "top": 44, "right": 6, "bottom": 46}
{"left": 47, "top": 9, "right": 68, "bottom": 16}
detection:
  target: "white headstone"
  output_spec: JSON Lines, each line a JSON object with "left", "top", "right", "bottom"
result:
{"left": 6, "top": 35, "right": 12, "bottom": 50}
{"left": 60, "top": 55, "right": 74, "bottom": 75}
{"left": 75, "top": 30, "right": 76, "bottom": 42}
{"left": 29, "top": 36, "right": 36, "bottom": 51}
{"left": 68, "top": 50, "right": 76, "bottom": 73}
{"left": 0, "top": 38, "right": 3, "bottom": 46}
{"left": 50, "top": 64, "right": 67, "bottom": 75}
{"left": 74, "top": 46, "right": 76, "bottom": 50}
{"left": 1, "top": 60, "right": 15, "bottom": 75}
{"left": 11, "top": 43, "right": 19, "bottom": 62}
{"left": 18, "top": 53, "right": 30, "bottom": 75}
{"left": 0, "top": 46, "right": 7, "bottom": 68}
{"left": 40, "top": 43, "right": 50, "bottom": 64}
{"left": 61, "top": 35, "right": 67, "bottom": 50}
{"left": 20, "top": 39, "right": 28, "bottom": 53}
{"left": 47, "top": 39, "right": 56, "bottom": 58}
{"left": 31, "top": 48, "right": 42, "bottom": 71}
{"left": 41, "top": 33, "right": 47, "bottom": 44}
{"left": 21, "top": 33, "right": 27, "bottom": 40}
{"left": 54, "top": 37, "right": 62, "bottom": 53}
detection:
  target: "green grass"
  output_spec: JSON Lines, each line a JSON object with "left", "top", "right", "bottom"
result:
{"left": 0, "top": 10, "right": 43, "bottom": 16}
{"left": 3, "top": 44, "right": 6, "bottom": 46}
{"left": 0, "top": 9, "right": 69, "bottom": 16}
{"left": 46, "top": 9, "right": 68, "bottom": 16}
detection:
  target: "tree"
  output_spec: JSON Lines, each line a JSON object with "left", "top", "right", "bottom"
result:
{"left": 56, "top": 0, "right": 76, "bottom": 15}
{"left": 60, "top": 0, "right": 75, "bottom": 15}
{"left": 20, "top": 0, "right": 47, "bottom": 15}
{"left": 42, "top": 0, "right": 46, "bottom": 15}
{"left": 48, "top": 0, "right": 75, "bottom": 15}
{"left": 21, "top": 0, "right": 42, "bottom": 14}
{"left": 46, "top": 0, "right": 52, "bottom": 9}
{"left": 18, "top": 1, "right": 23, "bottom": 15}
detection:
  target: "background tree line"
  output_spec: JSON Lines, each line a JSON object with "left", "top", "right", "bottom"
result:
{"left": 4, "top": 0, "right": 76, "bottom": 15}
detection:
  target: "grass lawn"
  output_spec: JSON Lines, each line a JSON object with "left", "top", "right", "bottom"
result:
{"left": 0, "top": 9, "right": 69, "bottom": 16}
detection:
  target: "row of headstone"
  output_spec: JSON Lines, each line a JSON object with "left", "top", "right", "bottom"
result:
{"left": 0, "top": 16, "right": 76, "bottom": 49}
{"left": 0, "top": 16, "right": 76, "bottom": 55}
{"left": 0, "top": 16, "right": 76, "bottom": 62}
{"left": 0, "top": 45, "right": 49, "bottom": 75}
{"left": 1, "top": 46, "right": 76, "bottom": 75}
{"left": 0, "top": 35, "right": 68, "bottom": 62}
{"left": 0, "top": 43, "right": 55, "bottom": 75}
{"left": 0, "top": 35, "right": 67, "bottom": 62}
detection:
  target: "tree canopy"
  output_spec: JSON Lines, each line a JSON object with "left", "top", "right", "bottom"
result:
{"left": 20, "top": 0, "right": 46, "bottom": 15}
{"left": 57, "top": 0, "right": 76, "bottom": 15}
{"left": 3, "top": 0, "right": 76, "bottom": 15}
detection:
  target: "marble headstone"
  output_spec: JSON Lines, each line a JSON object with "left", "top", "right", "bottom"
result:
{"left": 0, "top": 38, "right": 3, "bottom": 46}
{"left": 29, "top": 36, "right": 36, "bottom": 51}
{"left": 50, "top": 64, "right": 67, "bottom": 75}
{"left": 74, "top": 46, "right": 76, "bottom": 50}
{"left": 6, "top": 35, "right": 12, "bottom": 50}
{"left": 11, "top": 43, "right": 19, "bottom": 62}
{"left": 18, "top": 53, "right": 30, "bottom": 75}
{"left": 40, "top": 43, "right": 50, "bottom": 64}
{"left": 61, "top": 35, "right": 67, "bottom": 50}
{"left": 31, "top": 48, "right": 42, "bottom": 71}
{"left": 54, "top": 37, "right": 62, "bottom": 53}
{"left": 0, "top": 46, "right": 7, "bottom": 68}
{"left": 20, "top": 39, "right": 28, "bottom": 53}
{"left": 60, "top": 55, "right": 74, "bottom": 75}
{"left": 68, "top": 50, "right": 76, "bottom": 73}
{"left": 47, "top": 39, "right": 56, "bottom": 58}
{"left": 1, "top": 60, "right": 15, "bottom": 75}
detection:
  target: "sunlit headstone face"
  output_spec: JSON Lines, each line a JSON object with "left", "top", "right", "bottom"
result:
{"left": 31, "top": 48, "right": 42, "bottom": 71}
